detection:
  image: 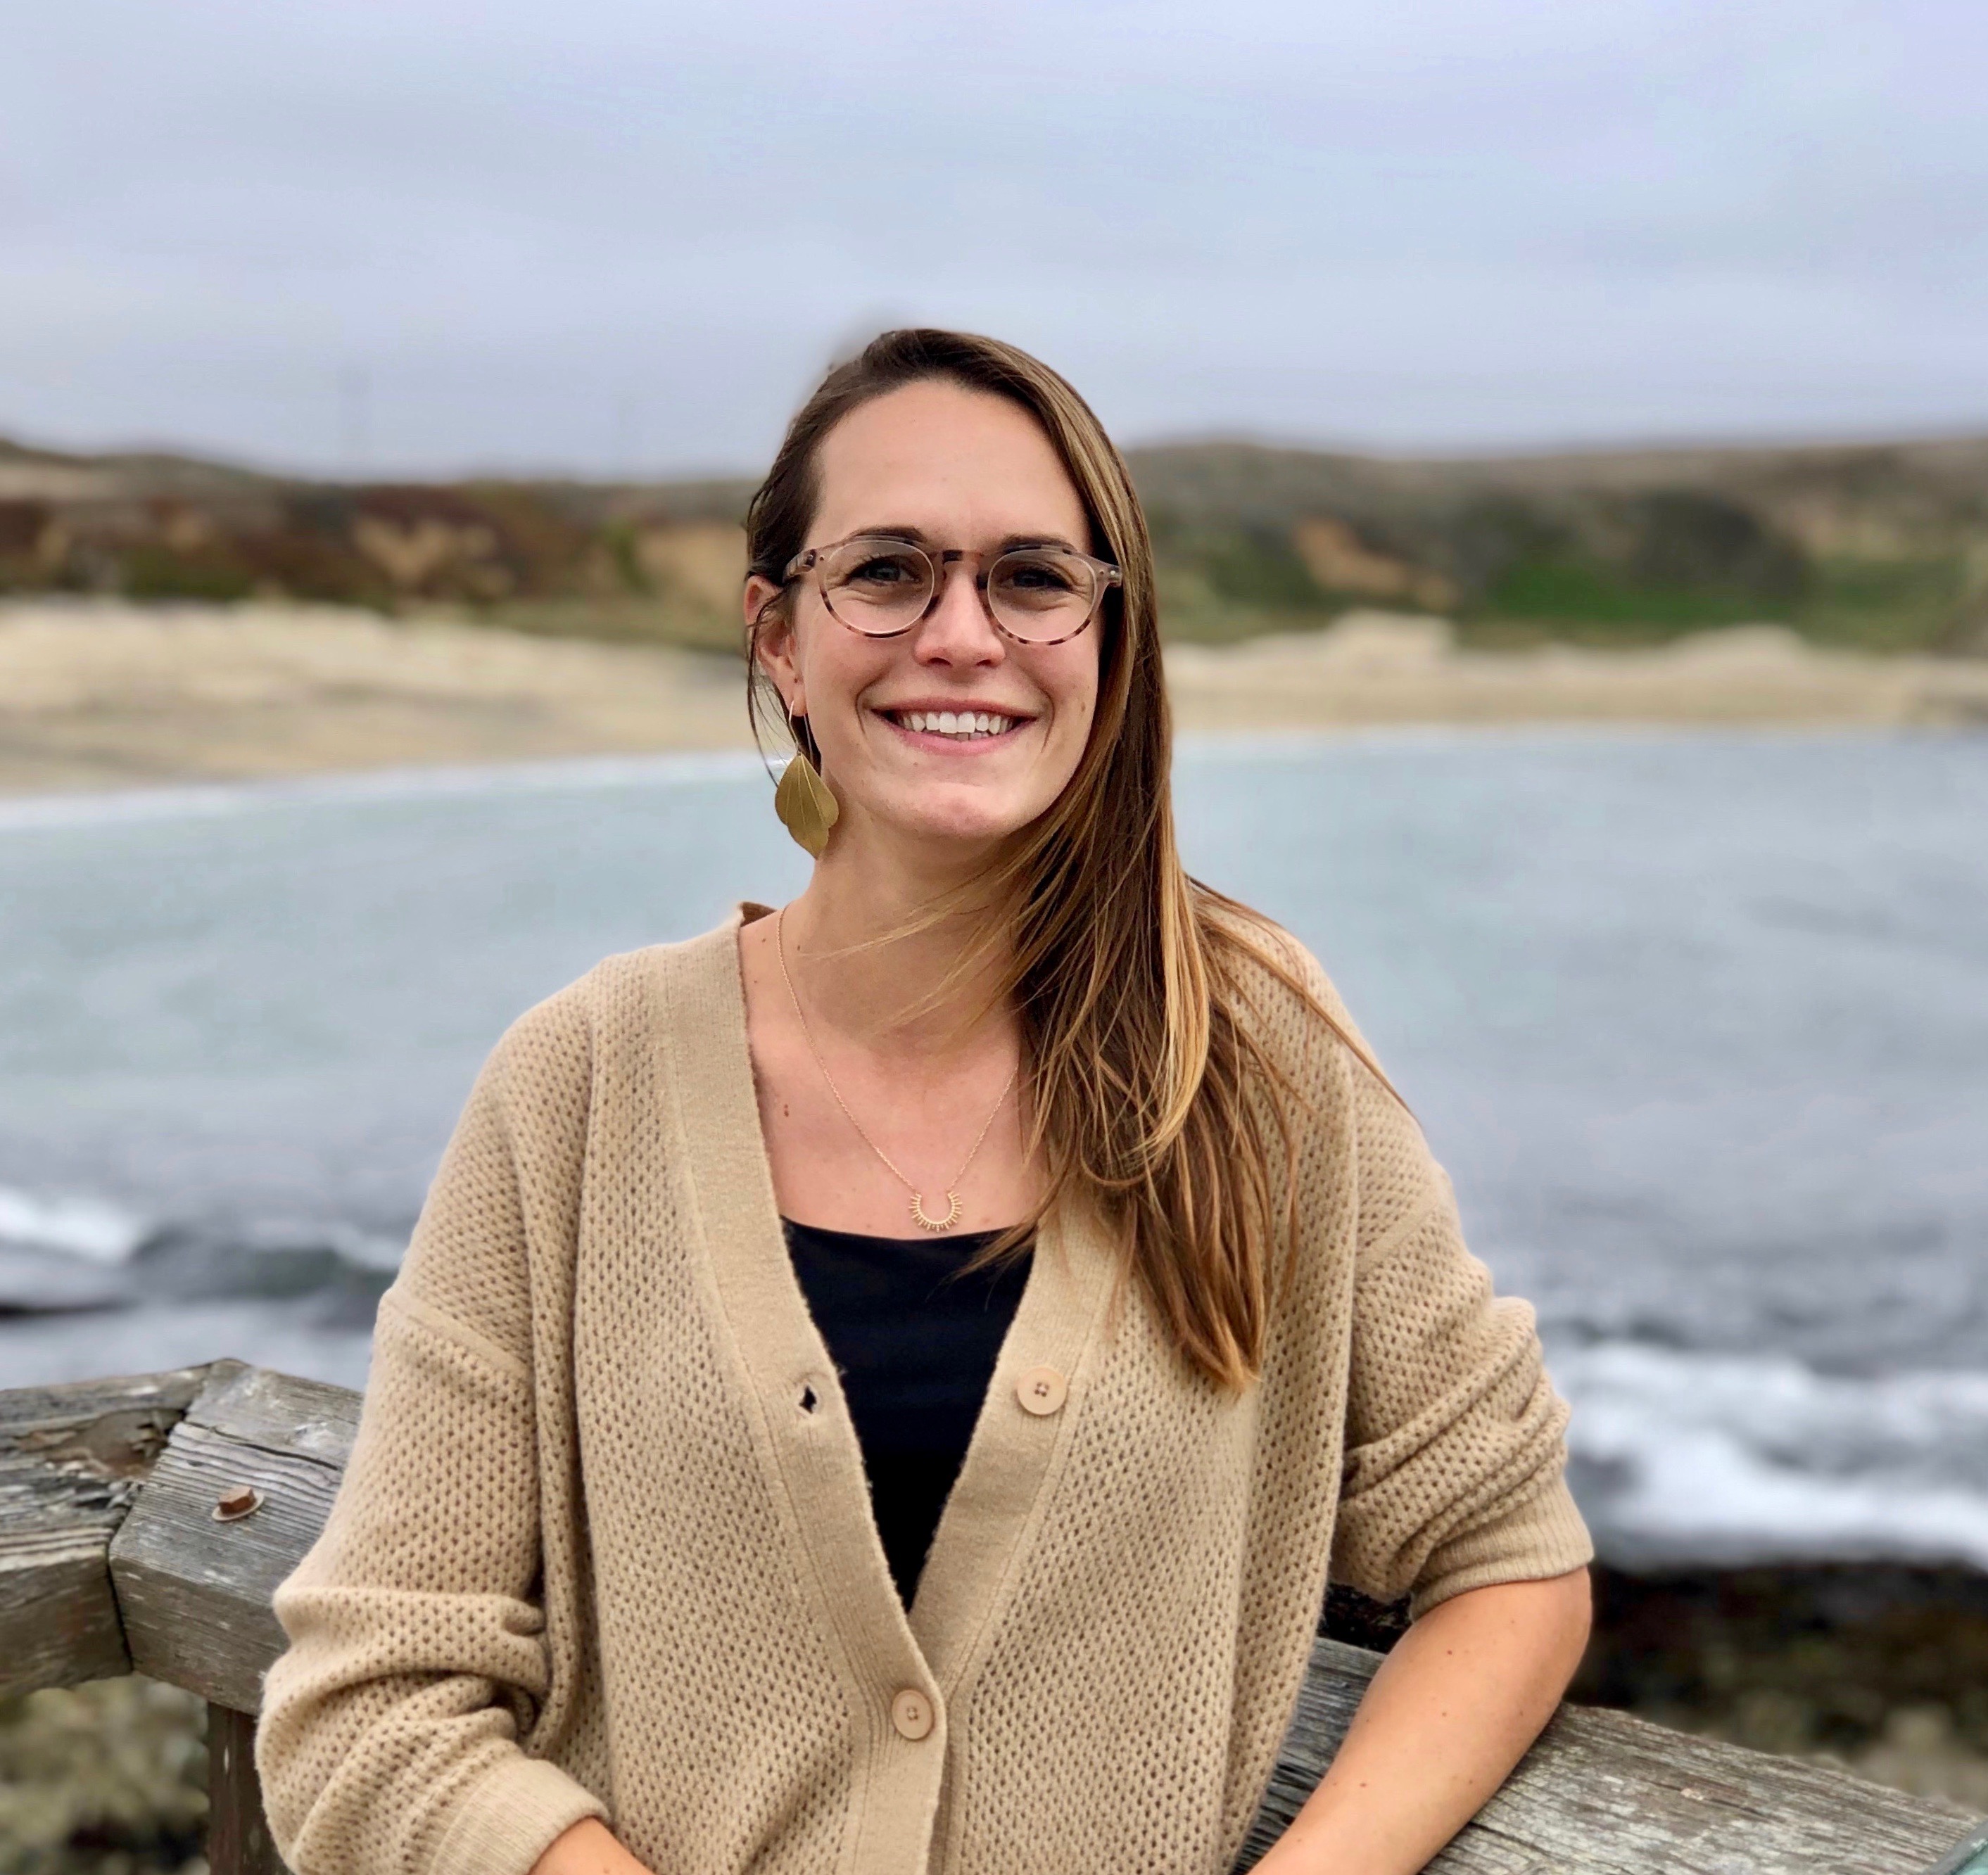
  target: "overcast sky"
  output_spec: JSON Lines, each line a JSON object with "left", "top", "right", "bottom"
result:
{"left": 5, "top": 0, "right": 1984, "bottom": 478}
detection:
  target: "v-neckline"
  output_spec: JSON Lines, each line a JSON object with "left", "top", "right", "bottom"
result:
{"left": 657, "top": 908, "right": 1118, "bottom": 1708}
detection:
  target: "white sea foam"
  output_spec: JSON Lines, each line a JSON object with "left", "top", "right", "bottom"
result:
{"left": 6, "top": 730, "right": 1866, "bottom": 834}
{"left": 0, "top": 748, "right": 768, "bottom": 833}
{"left": 0, "top": 1184, "right": 150, "bottom": 1263}
{"left": 0, "top": 1185, "right": 404, "bottom": 1297}
{"left": 0, "top": 1297, "right": 377, "bottom": 1393}
{"left": 1554, "top": 1340, "right": 1988, "bottom": 1570}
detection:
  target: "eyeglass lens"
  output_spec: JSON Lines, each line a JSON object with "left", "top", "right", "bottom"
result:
{"left": 818, "top": 539, "right": 1101, "bottom": 642}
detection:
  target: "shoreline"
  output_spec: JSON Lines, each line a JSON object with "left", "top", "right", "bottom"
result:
{"left": 0, "top": 720, "right": 1936, "bottom": 835}
{"left": 2, "top": 599, "right": 1983, "bottom": 797}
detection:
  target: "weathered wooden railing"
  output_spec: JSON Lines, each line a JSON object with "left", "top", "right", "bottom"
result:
{"left": 4, "top": 1361, "right": 1984, "bottom": 1875}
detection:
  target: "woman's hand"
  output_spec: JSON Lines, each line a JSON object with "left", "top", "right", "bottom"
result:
{"left": 528, "top": 1818, "right": 656, "bottom": 1875}
{"left": 1253, "top": 1568, "right": 1592, "bottom": 1875}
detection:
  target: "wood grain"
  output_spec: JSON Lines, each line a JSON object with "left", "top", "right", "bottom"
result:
{"left": 0, "top": 1366, "right": 206, "bottom": 1695}
{"left": 109, "top": 1363, "right": 355, "bottom": 1714}
{"left": 208, "top": 1701, "right": 290, "bottom": 1874}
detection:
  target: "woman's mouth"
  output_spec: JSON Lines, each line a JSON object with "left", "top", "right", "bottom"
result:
{"left": 882, "top": 708, "right": 1026, "bottom": 742}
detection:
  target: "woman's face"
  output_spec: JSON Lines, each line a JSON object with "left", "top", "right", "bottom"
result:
{"left": 749, "top": 380, "right": 1103, "bottom": 860}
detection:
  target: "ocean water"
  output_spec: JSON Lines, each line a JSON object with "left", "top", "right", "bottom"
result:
{"left": 1, "top": 731, "right": 1983, "bottom": 1571}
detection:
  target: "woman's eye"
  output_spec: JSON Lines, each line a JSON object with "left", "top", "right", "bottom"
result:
{"left": 849, "top": 555, "right": 919, "bottom": 586}
{"left": 999, "top": 557, "right": 1080, "bottom": 595}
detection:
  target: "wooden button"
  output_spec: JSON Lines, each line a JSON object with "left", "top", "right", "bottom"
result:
{"left": 890, "top": 1687, "right": 934, "bottom": 1741}
{"left": 1015, "top": 1365, "right": 1068, "bottom": 1416}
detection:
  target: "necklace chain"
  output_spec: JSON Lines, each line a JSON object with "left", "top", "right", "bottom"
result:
{"left": 775, "top": 905, "right": 1016, "bottom": 1234}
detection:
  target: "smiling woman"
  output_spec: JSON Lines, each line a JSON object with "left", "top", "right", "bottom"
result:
{"left": 253, "top": 330, "right": 1594, "bottom": 1875}
{"left": 746, "top": 373, "right": 1110, "bottom": 858}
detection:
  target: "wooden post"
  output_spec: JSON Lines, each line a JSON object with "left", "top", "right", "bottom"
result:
{"left": 0, "top": 1367, "right": 208, "bottom": 1693}
{"left": 208, "top": 1701, "right": 286, "bottom": 1875}
{"left": 109, "top": 1362, "right": 358, "bottom": 1712}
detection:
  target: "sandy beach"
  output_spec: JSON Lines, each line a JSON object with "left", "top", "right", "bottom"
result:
{"left": 2, "top": 599, "right": 1984, "bottom": 795}
{"left": 0, "top": 599, "right": 751, "bottom": 794}
{"left": 1164, "top": 611, "right": 1988, "bottom": 732}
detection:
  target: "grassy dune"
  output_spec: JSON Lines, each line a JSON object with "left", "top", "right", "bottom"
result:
{"left": 4, "top": 433, "right": 1986, "bottom": 659}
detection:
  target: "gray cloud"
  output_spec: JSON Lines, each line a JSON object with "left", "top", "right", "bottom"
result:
{"left": 3, "top": 0, "right": 1983, "bottom": 475}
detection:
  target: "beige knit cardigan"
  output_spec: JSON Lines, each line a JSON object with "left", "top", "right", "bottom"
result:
{"left": 257, "top": 908, "right": 1591, "bottom": 1875}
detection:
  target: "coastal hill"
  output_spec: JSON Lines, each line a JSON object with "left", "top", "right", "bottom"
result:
{"left": 1, "top": 430, "right": 1984, "bottom": 656}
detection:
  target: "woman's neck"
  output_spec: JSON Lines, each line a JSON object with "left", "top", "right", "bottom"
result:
{"left": 780, "top": 841, "right": 1015, "bottom": 1069}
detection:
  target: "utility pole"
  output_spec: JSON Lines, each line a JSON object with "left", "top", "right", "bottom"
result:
{"left": 613, "top": 388, "right": 640, "bottom": 484}
{"left": 337, "top": 367, "right": 370, "bottom": 477}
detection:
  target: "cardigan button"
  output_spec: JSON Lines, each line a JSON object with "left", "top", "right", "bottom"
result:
{"left": 1016, "top": 1365, "right": 1068, "bottom": 1416}
{"left": 890, "top": 1687, "right": 935, "bottom": 1741}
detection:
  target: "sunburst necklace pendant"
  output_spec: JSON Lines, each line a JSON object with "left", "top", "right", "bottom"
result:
{"left": 909, "top": 1190, "right": 965, "bottom": 1233}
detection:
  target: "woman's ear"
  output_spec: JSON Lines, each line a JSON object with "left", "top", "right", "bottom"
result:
{"left": 746, "top": 577, "right": 803, "bottom": 714}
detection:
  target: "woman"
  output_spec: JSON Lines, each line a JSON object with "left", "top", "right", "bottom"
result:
{"left": 258, "top": 329, "right": 1593, "bottom": 1875}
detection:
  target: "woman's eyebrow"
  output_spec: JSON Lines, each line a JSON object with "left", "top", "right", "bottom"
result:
{"left": 848, "top": 524, "right": 1082, "bottom": 553}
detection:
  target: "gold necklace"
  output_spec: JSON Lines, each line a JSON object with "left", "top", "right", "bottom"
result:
{"left": 775, "top": 905, "right": 1017, "bottom": 1234}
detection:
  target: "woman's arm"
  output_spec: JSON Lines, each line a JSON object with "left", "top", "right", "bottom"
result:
{"left": 258, "top": 1000, "right": 609, "bottom": 1875}
{"left": 1256, "top": 1568, "right": 1591, "bottom": 1875}
{"left": 1262, "top": 986, "right": 1596, "bottom": 1875}
{"left": 529, "top": 1819, "right": 654, "bottom": 1875}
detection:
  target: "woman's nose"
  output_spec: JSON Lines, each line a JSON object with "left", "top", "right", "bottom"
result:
{"left": 913, "top": 561, "right": 1006, "bottom": 666}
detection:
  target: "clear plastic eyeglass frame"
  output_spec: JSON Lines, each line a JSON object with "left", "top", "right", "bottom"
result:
{"left": 783, "top": 533, "right": 1122, "bottom": 647}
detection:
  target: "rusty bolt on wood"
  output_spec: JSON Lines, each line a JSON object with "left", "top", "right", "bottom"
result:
{"left": 213, "top": 1485, "right": 265, "bottom": 1522}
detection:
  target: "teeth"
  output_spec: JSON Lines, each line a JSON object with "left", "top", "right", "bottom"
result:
{"left": 898, "top": 709, "right": 1015, "bottom": 739}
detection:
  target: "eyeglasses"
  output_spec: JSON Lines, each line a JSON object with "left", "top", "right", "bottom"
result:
{"left": 783, "top": 533, "right": 1122, "bottom": 647}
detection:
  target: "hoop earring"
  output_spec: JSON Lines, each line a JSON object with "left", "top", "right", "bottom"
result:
{"left": 773, "top": 716, "right": 839, "bottom": 859}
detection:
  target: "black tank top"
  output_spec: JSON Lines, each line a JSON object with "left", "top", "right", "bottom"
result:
{"left": 782, "top": 1218, "right": 1031, "bottom": 1606}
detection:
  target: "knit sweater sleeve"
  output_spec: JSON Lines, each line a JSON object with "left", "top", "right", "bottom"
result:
{"left": 255, "top": 993, "right": 607, "bottom": 1875}
{"left": 1329, "top": 1163, "right": 1594, "bottom": 1619}
{"left": 1246, "top": 929, "right": 1594, "bottom": 1620}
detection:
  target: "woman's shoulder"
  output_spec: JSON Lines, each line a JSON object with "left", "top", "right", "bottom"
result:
{"left": 1200, "top": 891, "right": 1443, "bottom": 1232}
{"left": 1198, "top": 891, "right": 1379, "bottom": 1072}
{"left": 482, "top": 913, "right": 746, "bottom": 1098}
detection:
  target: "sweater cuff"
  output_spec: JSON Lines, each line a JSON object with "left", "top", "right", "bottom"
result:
{"left": 1406, "top": 1474, "right": 1595, "bottom": 1621}
{"left": 431, "top": 1755, "right": 609, "bottom": 1875}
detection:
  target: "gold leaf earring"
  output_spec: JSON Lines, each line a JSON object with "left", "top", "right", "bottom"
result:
{"left": 773, "top": 716, "right": 839, "bottom": 858}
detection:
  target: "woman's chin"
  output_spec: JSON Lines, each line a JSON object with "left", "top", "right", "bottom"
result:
{"left": 856, "top": 790, "right": 1044, "bottom": 856}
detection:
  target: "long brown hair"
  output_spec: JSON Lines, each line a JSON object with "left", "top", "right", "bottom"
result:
{"left": 745, "top": 329, "right": 1388, "bottom": 1390}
